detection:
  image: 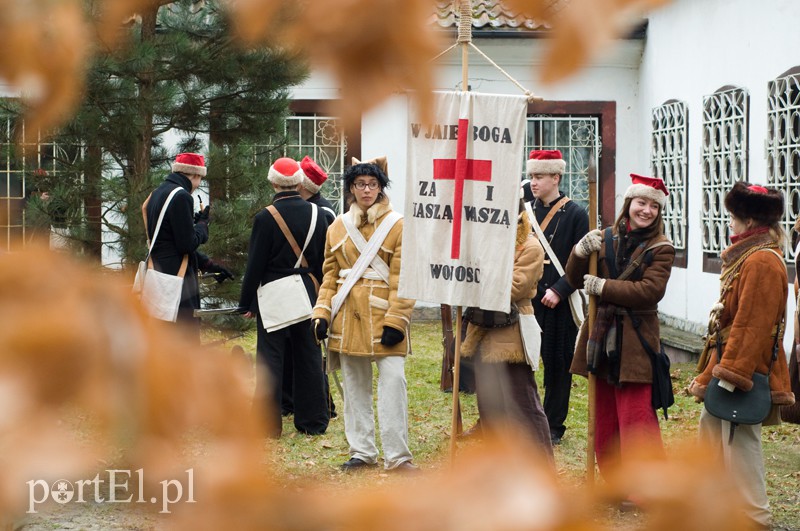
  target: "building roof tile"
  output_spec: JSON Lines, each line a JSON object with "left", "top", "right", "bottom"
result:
{"left": 433, "top": 0, "right": 565, "bottom": 31}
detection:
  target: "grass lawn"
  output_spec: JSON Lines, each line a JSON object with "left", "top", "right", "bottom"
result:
{"left": 21, "top": 320, "right": 799, "bottom": 530}
{"left": 219, "top": 320, "right": 800, "bottom": 530}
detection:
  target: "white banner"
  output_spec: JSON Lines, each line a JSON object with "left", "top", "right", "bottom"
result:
{"left": 398, "top": 91, "right": 528, "bottom": 312}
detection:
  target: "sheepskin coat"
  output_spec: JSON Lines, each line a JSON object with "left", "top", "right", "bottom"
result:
{"left": 689, "top": 231, "right": 795, "bottom": 406}
{"left": 567, "top": 228, "right": 675, "bottom": 383}
{"left": 461, "top": 214, "right": 544, "bottom": 364}
{"left": 312, "top": 197, "right": 414, "bottom": 357}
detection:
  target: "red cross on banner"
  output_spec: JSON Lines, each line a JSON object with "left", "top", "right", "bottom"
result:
{"left": 433, "top": 118, "right": 492, "bottom": 259}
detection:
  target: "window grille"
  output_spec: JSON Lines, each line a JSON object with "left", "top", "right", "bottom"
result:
{"left": 0, "top": 118, "right": 78, "bottom": 251}
{"left": 651, "top": 101, "right": 688, "bottom": 254}
{"left": 766, "top": 68, "right": 800, "bottom": 261}
{"left": 524, "top": 116, "right": 600, "bottom": 214}
{"left": 701, "top": 87, "right": 749, "bottom": 257}
{"left": 285, "top": 115, "right": 347, "bottom": 213}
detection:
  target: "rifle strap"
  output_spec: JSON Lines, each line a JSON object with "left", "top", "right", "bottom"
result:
{"left": 604, "top": 227, "right": 673, "bottom": 281}
{"left": 266, "top": 204, "right": 320, "bottom": 293}
{"left": 535, "top": 195, "right": 571, "bottom": 233}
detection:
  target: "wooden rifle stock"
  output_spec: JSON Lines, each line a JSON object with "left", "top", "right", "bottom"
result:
{"left": 440, "top": 304, "right": 462, "bottom": 438}
{"left": 440, "top": 304, "right": 455, "bottom": 391}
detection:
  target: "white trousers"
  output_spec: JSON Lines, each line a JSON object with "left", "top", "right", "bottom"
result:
{"left": 698, "top": 408, "right": 770, "bottom": 528}
{"left": 339, "top": 354, "right": 412, "bottom": 469}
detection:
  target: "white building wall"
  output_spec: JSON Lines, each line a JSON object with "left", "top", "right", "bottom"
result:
{"left": 639, "top": 0, "right": 800, "bottom": 341}
{"left": 291, "top": 37, "right": 646, "bottom": 224}
{"left": 292, "top": 5, "right": 800, "bottom": 341}
{"left": 291, "top": 37, "right": 645, "bottom": 308}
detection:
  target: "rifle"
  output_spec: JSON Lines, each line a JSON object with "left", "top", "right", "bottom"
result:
{"left": 440, "top": 304, "right": 462, "bottom": 438}
{"left": 440, "top": 304, "right": 456, "bottom": 391}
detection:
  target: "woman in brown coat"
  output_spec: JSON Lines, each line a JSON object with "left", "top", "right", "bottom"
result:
{"left": 460, "top": 207, "right": 553, "bottom": 457}
{"left": 566, "top": 174, "right": 675, "bottom": 477}
{"left": 689, "top": 182, "right": 794, "bottom": 529}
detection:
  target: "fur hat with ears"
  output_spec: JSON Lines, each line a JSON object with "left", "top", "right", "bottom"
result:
{"left": 300, "top": 156, "right": 328, "bottom": 193}
{"left": 268, "top": 157, "right": 304, "bottom": 187}
{"left": 724, "top": 181, "right": 784, "bottom": 225}
{"left": 344, "top": 156, "right": 390, "bottom": 189}
{"left": 172, "top": 153, "right": 207, "bottom": 177}
{"left": 527, "top": 150, "right": 565, "bottom": 175}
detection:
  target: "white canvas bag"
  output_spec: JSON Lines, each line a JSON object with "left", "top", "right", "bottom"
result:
{"left": 257, "top": 204, "right": 318, "bottom": 332}
{"left": 135, "top": 187, "right": 189, "bottom": 322}
{"left": 519, "top": 311, "right": 542, "bottom": 371}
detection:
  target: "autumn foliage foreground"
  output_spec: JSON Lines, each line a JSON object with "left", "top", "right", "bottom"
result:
{"left": 0, "top": 248, "right": 761, "bottom": 530}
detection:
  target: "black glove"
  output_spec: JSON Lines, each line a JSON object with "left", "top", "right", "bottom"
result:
{"left": 380, "top": 326, "right": 404, "bottom": 347}
{"left": 312, "top": 319, "right": 328, "bottom": 342}
{"left": 204, "top": 261, "right": 234, "bottom": 283}
{"left": 194, "top": 205, "right": 210, "bottom": 225}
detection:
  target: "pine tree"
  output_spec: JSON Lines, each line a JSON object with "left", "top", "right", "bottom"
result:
{"left": 10, "top": 0, "right": 307, "bottom": 312}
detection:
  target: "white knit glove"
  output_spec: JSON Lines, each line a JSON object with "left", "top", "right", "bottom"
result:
{"left": 583, "top": 274, "right": 606, "bottom": 296}
{"left": 575, "top": 229, "right": 603, "bottom": 258}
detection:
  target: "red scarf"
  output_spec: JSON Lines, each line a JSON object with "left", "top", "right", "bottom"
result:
{"left": 730, "top": 225, "right": 769, "bottom": 244}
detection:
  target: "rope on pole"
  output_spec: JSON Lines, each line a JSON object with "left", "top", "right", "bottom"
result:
{"left": 457, "top": 0, "right": 472, "bottom": 43}
{"left": 428, "top": 0, "right": 541, "bottom": 101}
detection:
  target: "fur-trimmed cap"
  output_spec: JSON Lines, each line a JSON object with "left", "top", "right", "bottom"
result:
{"left": 724, "top": 181, "right": 784, "bottom": 225}
{"left": 300, "top": 156, "right": 328, "bottom": 193}
{"left": 624, "top": 173, "right": 669, "bottom": 208}
{"left": 172, "top": 153, "right": 206, "bottom": 177}
{"left": 268, "top": 157, "right": 304, "bottom": 187}
{"left": 526, "top": 150, "right": 566, "bottom": 175}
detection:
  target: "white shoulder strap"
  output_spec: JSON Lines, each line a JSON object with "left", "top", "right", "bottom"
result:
{"left": 341, "top": 210, "right": 399, "bottom": 283}
{"left": 295, "top": 204, "right": 318, "bottom": 268}
{"left": 321, "top": 206, "right": 336, "bottom": 220}
{"left": 146, "top": 187, "right": 184, "bottom": 260}
{"left": 331, "top": 211, "right": 402, "bottom": 320}
{"left": 526, "top": 201, "right": 566, "bottom": 276}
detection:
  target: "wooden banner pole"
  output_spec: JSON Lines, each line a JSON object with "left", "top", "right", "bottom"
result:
{"left": 586, "top": 154, "right": 599, "bottom": 484}
{"left": 450, "top": 0, "right": 471, "bottom": 463}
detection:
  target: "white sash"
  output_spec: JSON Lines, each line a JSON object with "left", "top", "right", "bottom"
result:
{"left": 330, "top": 210, "right": 402, "bottom": 321}
{"left": 341, "top": 212, "right": 395, "bottom": 284}
{"left": 525, "top": 202, "right": 585, "bottom": 327}
{"left": 294, "top": 204, "right": 318, "bottom": 268}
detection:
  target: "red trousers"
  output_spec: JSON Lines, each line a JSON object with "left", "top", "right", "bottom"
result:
{"left": 594, "top": 378, "right": 664, "bottom": 476}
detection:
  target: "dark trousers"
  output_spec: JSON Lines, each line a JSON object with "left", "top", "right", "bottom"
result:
{"left": 474, "top": 356, "right": 554, "bottom": 460}
{"left": 255, "top": 316, "right": 329, "bottom": 437}
{"left": 541, "top": 351, "right": 573, "bottom": 439}
{"left": 282, "top": 355, "right": 337, "bottom": 417}
{"left": 534, "top": 299, "right": 578, "bottom": 439}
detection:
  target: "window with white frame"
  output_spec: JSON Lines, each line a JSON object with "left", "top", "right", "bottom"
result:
{"left": 0, "top": 117, "right": 79, "bottom": 252}
{"left": 701, "top": 86, "right": 749, "bottom": 264}
{"left": 766, "top": 67, "right": 800, "bottom": 262}
{"left": 651, "top": 100, "right": 688, "bottom": 264}
{"left": 524, "top": 116, "right": 600, "bottom": 214}
{"left": 285, "top": 115, "right": 347, "bottom": 213}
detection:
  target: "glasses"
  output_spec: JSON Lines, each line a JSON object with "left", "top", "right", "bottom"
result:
{"left": 353, "top": 181, "right": 380, "bottom": 190}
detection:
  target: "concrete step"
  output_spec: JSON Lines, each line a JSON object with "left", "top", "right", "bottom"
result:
{"left": 660, "top": 323, "right": 705, "bottom": 364}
